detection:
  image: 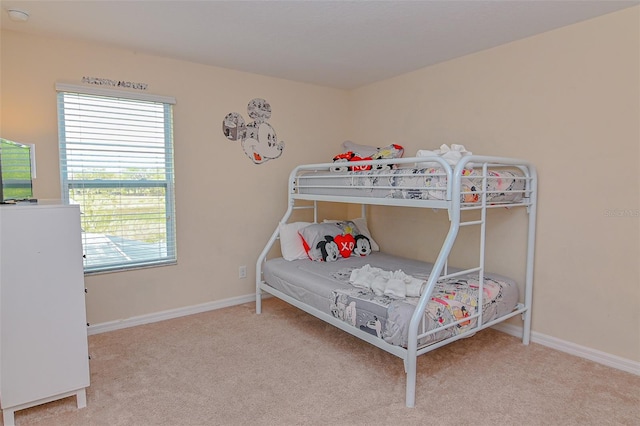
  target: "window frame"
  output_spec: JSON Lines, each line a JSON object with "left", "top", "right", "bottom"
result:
{"left": 56, "top": 83, "right": 177, "bottom": 274}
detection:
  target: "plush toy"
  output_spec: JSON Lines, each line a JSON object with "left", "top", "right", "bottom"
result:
{"left": 371, "top": 143, "right": 404, "bottom": 160}
{"left": 316, "top": 235, "right": 339, "bottom": 262}
{"left": 334, "top": 234, "right": 356, "bottom": 258}
{"left": 353, "top": 234, "right": 372, "bottom": 256}
{"left": 314, "top": 232, "right": 365, "bottom": 260}
{"left": 332, "top": 151, "right": 372, "bottom": 171}
{"left": 332, "top": 143, "right": 404, "bottom": 172}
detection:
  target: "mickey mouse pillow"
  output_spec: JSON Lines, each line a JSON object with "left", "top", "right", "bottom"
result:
{"left": 298, "top": 222, "right": 372, "bottom": 262}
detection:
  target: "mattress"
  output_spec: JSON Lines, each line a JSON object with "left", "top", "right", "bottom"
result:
{"left": 262, "top": 252, "right": 519, "bottom": 348}
{"left": 295, "top": 167, "right": 525, "bottom": 204}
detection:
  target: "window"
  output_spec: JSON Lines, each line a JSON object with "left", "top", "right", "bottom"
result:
{"left": 56, "top": 83, "right": 176, "bottom": 273}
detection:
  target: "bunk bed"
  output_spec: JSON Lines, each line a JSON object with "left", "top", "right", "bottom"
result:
{"left": 256, "top": 155, "right": 537, "bottom": 407}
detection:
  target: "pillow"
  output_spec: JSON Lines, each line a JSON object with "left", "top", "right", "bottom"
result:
{"left": 299, "top": 223, "right": 343, "bottom": 262}
{"left": 342, "top": 141, "right": 405, "bottom": 159}
{"left": 333, "top": 143, "right": 404, "bottom": 172}
{"left": 324, "top": 218, "right": 379, "bottom": 252}
{"left": 416, "top": 144, "right": 473, "bottom": 168}
{"left": 342, "top": 140, "right": 379, "bottom": 157}
{"left": 279, "top": 222, "right": 311, "bottom": 261}
{"left": 371, "top": 144, "right": 404, "bottom": 161}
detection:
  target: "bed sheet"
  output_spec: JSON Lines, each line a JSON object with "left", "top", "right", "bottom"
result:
{"left": 262, "top": 252, "right": 519, "bottom": 348}
{"left": 296, "top": 167, "right": 525, "bottom": 204}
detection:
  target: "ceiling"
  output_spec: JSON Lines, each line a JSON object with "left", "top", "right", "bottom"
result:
{"left": 1, "top": 0, "right": 637, "bottom": 89}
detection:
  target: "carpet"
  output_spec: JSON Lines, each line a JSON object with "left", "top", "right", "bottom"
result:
{"left": 11, "top": 298, "right": 640, "bottom": 425}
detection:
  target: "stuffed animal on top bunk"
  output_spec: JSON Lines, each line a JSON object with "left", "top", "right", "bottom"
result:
{"left": 331, "top": 141, "right": 404, "bottom": 172}
{"left": 332, "top": 151, "right": 372, "bottom": 171}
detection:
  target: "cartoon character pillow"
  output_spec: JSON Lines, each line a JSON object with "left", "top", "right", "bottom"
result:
{"left": 332, "top": 151, "right": 373, "bottom": 172}
{"left": 353, "top": 234, "right": 372, "bottom": 256}
{"left": 329, "top": 220, "right": 372, "bottom": 257}
{"left": 324, "top": 218, "right": 380, "bottom": 251}
{"left": 332, "top": 143, "right": 404, "bottom": 171}
{"left": 299, "top": 223, "right": 343, "bottom": 261}
{"left": 299, "top": 222, "right": 371, "bottom": 261}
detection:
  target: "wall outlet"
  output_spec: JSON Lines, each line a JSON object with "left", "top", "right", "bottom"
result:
{"left": 238, "top": 265, "right": 247, "bottom": 279}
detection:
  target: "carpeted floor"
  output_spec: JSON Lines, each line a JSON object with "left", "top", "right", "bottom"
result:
{"left": 10, "top": 298, "right": 640, "bottom": 425}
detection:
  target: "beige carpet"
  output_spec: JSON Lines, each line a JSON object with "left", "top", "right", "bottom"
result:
{"left": 11, "top": 298, "right": 640, "bottom": 426}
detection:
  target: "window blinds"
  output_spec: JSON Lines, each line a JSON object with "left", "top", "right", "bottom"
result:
{"left": 56, "top": 84, "right": 177, "bottom": 273}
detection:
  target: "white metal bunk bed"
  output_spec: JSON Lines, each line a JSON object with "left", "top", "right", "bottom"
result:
{"left": 256, "top": 155, "right": 537, "bottom": 407}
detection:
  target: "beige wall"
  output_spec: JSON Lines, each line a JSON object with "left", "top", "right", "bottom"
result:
{"left": 348, "top": 7, "right": 639, "bottom": 361}
{"left": 0, "top": 30, "right": 349, "bottom": 324}
{"left": 1, "top": 6, "right": 638, "bottom": 363}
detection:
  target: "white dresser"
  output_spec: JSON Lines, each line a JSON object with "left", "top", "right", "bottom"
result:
{"left": 0, "top": 202, "right": 90, "bottom": 426}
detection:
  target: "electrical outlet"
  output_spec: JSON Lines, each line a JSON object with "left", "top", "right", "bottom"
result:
{"left": 238, "top": 265, "right": 247, "bottom": 279}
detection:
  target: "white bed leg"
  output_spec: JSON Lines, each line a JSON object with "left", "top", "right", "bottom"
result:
{"left": 405, "top": 357, "right": 417, "bottom": 408}
{"left": 522, "top": 309, "right": 532, "bottom": 345}
{"left": 256, "top": 289, "right": 262, "bottom": 314}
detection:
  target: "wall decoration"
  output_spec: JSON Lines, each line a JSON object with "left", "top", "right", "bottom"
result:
{"left": 222, "top": 98, "right": 285, "bottom": 164}
{"left": 82, "top": 76, "right": 148, "bottom": 90}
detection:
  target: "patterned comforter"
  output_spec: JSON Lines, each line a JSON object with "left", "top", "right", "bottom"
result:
{"left": 296, "top": 167, "right": 525, "bottom": 204}
{"left": 330, "top": 269, "right": 518, "bottom": 348}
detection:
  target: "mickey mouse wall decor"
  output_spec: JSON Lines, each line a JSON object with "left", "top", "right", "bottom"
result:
{"left": 222, "top": 98, "right": 285, "bottom": 164}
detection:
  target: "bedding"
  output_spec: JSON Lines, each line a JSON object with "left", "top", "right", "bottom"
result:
{"left": 332, "top": 142, "right": 405, "bottom": 172}
{"left": 296, "top": 167, "right": 526, "bottom": 204}
{"left": 298, "top": 221, "right": 373, "bottom": 261}
{"left": 279, "top": 222, "right": 312, "bottom": 261}
{"left": 323, "top": 218, "right": 380, "bottom": 251}
{"left": 415, "top": 143, "right": 473, "bottom": 168}
{"left": 262, "top": 252, "right": 519, "bottom": 349}
{"left": 279, "top": 218, "right": 380, "bottom": 262}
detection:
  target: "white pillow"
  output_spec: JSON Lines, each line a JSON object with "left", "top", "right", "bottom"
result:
{"left": 323, "top": 217, "right": 379, "bottom": 252}
{"left": 416, "top": 144, "right": 473, "bottom": 168}
{"left": 279, "top": 222, "right": 311, "bottom": 261}
{"left": 298, "top": 223, "right": 344, "bottom": 262}
{"left": 342, "top": 140, "right": 379, "bottom": 157}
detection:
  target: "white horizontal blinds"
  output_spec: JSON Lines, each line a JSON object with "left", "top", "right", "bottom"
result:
{"left": 57, "top": 87, "right": 176, "bottom": 273}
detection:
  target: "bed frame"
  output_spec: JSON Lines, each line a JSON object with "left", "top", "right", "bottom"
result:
{"left": 256, "top": 155, "right": 537, "bottom": 407}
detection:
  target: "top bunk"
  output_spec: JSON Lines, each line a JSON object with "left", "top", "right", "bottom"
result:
{"left": 289, "top": 155, "right": 537, "bottom": 212}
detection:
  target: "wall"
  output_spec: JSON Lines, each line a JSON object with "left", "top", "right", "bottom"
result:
{"left": 1, "top": 6, "right": 638, "bottom": 363}
{"left": 0, "top": 31, "right": 349, "bottom": 325}
{"left": 348, "top": 7, "right": 640, "bottom": 361}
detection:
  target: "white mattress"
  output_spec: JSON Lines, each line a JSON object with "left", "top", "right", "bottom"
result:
{"left": 262, "top": 252, "right": 519, "bottom": 348}
{"left": 295, "top": 167, "right": 526, "bottom": 204}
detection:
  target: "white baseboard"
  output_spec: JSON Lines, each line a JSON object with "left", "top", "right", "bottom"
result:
{"left": 87, "top": 294, "right": 257, "bottom": 335}
{"left": 492, "top": 323, "right": 640, "bottom": 376}
{"left": 88, "top": 295, "right": 639, "bottom": 377}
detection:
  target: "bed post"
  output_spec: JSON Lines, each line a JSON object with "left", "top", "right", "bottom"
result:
{"left": 405, "top": 357, "right": 417, "bottom": 408}
{"left": 256, "top": 168, "right": 300, "bottom": 314}
{"left": 405, "top": 161, "right": 463, "bottom": 407}
{"left": 522, "top": 165, "right": 538, "bottom": 344}
{"left": 256, "top": 220, "right": 289, "bottom": 314}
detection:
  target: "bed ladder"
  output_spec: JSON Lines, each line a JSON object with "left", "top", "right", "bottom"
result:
{"left": 404, "top": 160, "right": 537, "bottom": 408}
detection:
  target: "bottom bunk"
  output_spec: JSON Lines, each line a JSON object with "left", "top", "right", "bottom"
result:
{"left": 258, "top": 251, "right": 529, "bottom": 407}
{"left": 262, "top": 252, "right": 520, "bottom": 349}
